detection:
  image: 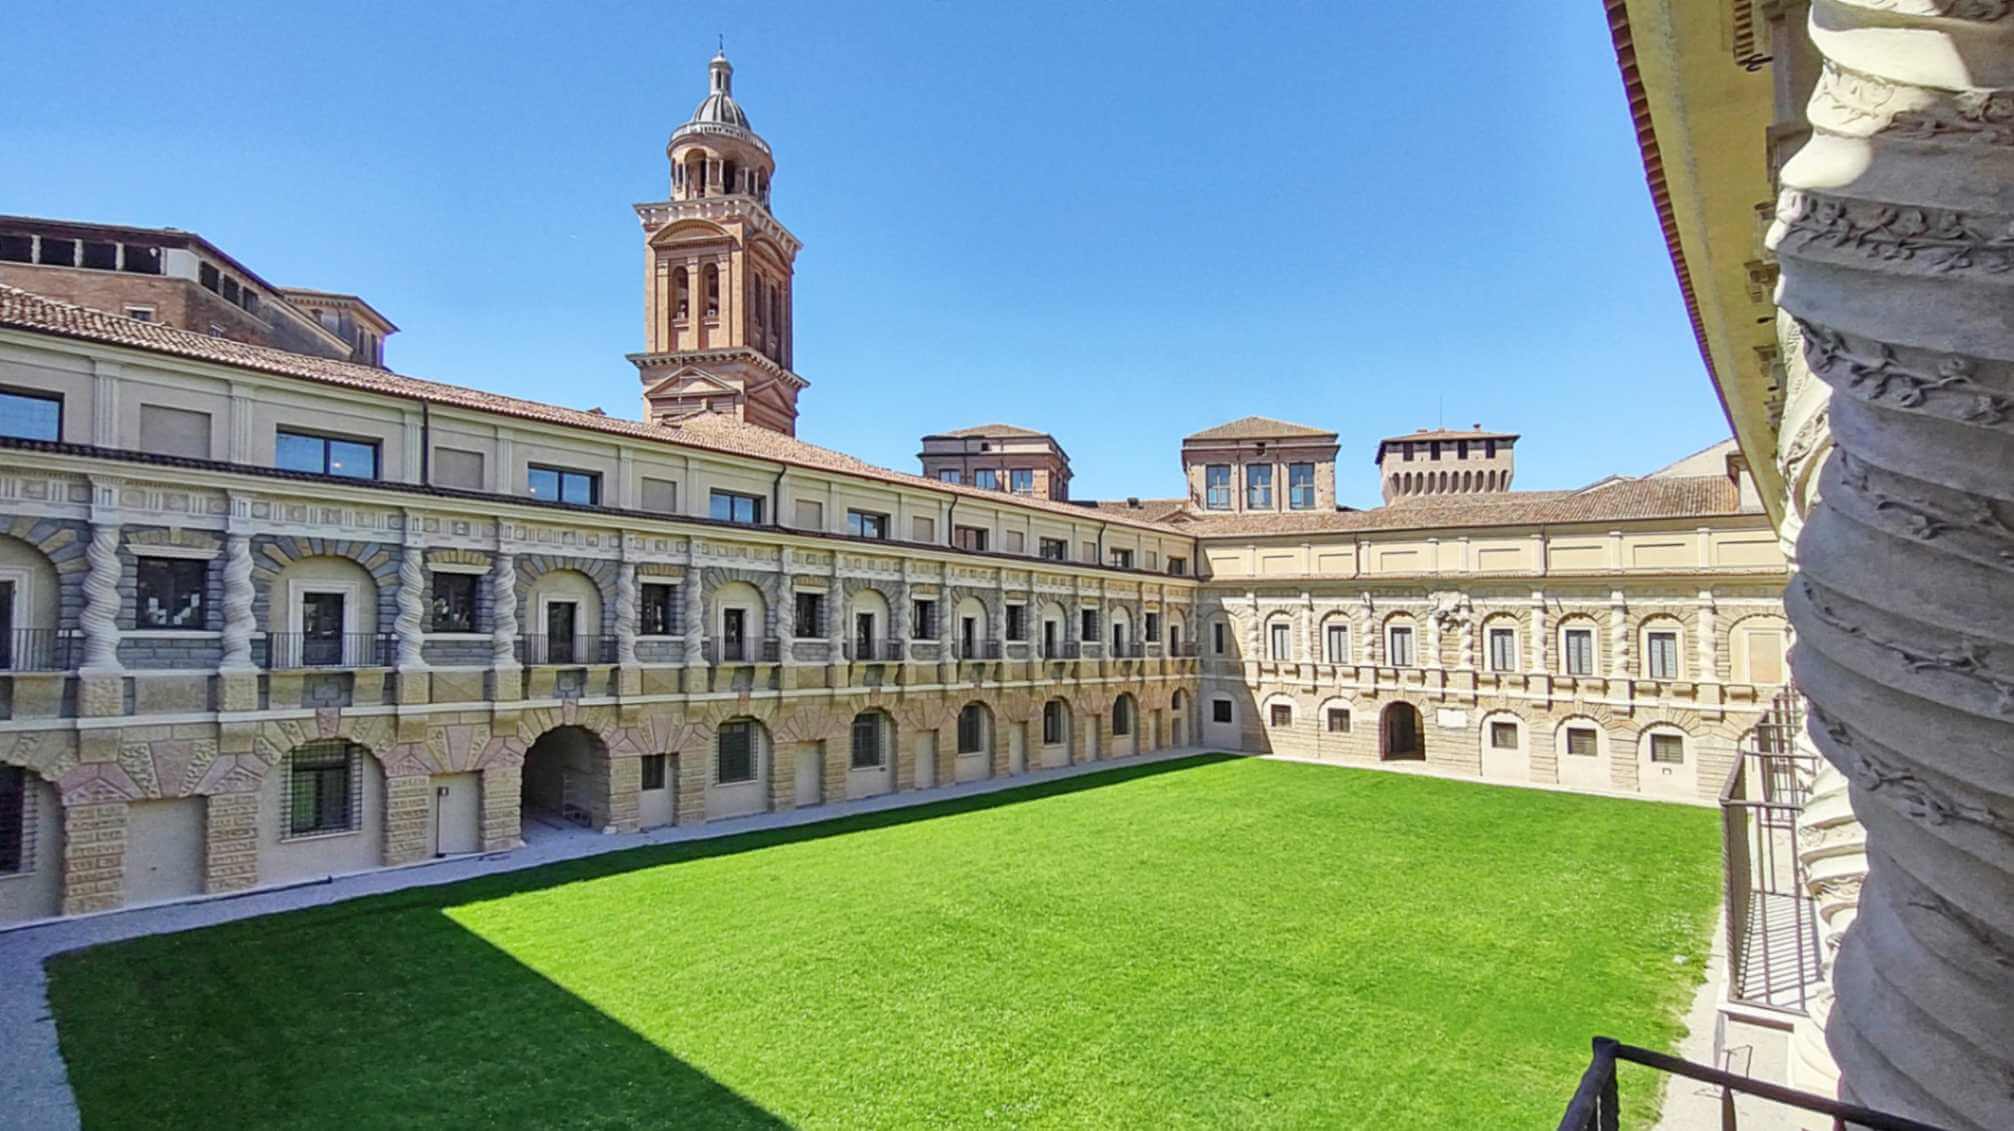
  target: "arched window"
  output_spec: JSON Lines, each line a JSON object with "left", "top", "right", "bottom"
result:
{"left": 1112, "top": 695, "right": 1133, "bottom": 736}
{"left": 1042, "top": 699, "right": 1069, "bottom": 745}
{"left": 723, "top": 160, "right": 739, "bottom": 194}
{"left": 672, "top": 267, "right": 689, "bottom": 321}
{"left": 850, "top": 711, "right": 886, "bottom": 769}
{"left": 957, "top": 703, "right": 989, "bottom": 754}
{"left": 703, "top": 264, "right": 720, "bottom": 317}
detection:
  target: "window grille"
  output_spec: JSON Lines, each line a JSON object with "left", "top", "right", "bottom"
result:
{"left": 851, "top": 714, "right": 884, "bottom": 769}
{"left": 640, "top": 753, "right": 667, "bottom": 791}
{"left": 717, "top": 721, "right": 756, "bottom": 784}
{"left": 0, "top": 765, "right": 32, "bottom": 874}
{"left": 1326, "top": 708, "right": 1350, "bottom": 734}
{"left": 1565, "top": 728, "right": 1598, "bottom": 757}
{"left": 287, "top": 742, "right": 362, "bottom": 837}
{"left": 957, "top": 705, "right": 985, "bottom": 754}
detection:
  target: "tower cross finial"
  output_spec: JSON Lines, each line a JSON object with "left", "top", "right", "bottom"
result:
{"left": 718, "top": 32, "right": 725, "bottom": 54}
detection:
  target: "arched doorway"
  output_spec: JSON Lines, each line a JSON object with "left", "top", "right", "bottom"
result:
{"left": 1170, "top": 690, "right": 1188, "bottom": 748}
{"left": 1380, "top": 702, "right": 1425, "bottom": 761}
{"left": 521, "top": 725, "right": 610, "bottom": 836}
{"left": 1111, "top": 693, "right": 1139, "bottom": 757}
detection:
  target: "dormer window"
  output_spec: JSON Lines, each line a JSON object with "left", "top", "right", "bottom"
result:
{"left": 1288, "top": 463, "right": 1316, "bottom": 509}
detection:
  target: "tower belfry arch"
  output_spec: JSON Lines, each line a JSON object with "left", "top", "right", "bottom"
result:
{"left": 628, "top": 51, "right": 808, "bottom": 435}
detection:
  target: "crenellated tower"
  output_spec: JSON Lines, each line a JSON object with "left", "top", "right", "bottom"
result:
{"left": 629, "top": 52, "right": 807, "bottom": 435}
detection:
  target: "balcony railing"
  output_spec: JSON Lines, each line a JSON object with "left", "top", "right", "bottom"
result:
{"left": 953, "top": 640, "right": 1002, "bottom": 661}
{"left": 1111, "top": 641, "right": 1146, "bottom": 659}
{"left": 843, "top": 639, "right": 903, "bottom": 662}
{"left": 516, "top": 635, "right": 618, "bottom": 665}
{"left": 1171, "top": 641, "right": 1199, "bottom": 657}
{"left": 706, "top": 638, "right": 782, "bottom": 664}
{"left": 261, "top": 633, "right": 393, "bottom": 670}
{"left": 1721, "top": 688, "right": 1823, "bottom": 1015}
{"left": 0, "top": 628, "right": 80, "bottom": 672}
{"left": 1557, "top": 1037, "right": 1948, "bottom": 1131}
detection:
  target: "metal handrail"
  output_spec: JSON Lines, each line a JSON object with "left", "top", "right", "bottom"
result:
{"left": 261, "top": 633, "right": 393, "bottom": 669}
{"left": 0, "top": 628, "right": 80, "bottom": 672}
{"left": 1558, "top": 1037, "right": 1951, "bottom": 1131}
{"left": 1719, "top": 689, "right": 1821, "bottom": 1015}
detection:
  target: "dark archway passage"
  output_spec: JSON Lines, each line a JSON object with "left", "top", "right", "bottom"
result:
{"left": 1381, "top": 702, "right": 1425, "bottom": 762}
{"left": 521, "top": 725, "right": 610, "bottom": 832}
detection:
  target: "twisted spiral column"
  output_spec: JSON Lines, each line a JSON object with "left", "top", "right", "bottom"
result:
{"left": 490, "top": 550, "right": 518, "bottom": 668}
{"left": 219, "top": 533, "right": 255, "bottom": 671}
{"left": 79, "top": 522, "right": 122, "bottom": 673}
{"left": 1770, "top": 5, "right": 2014, "bottom": 1125}
{"left": 395, "top": 544, "right": 425, "bottom": 669}
{"left": 615, "top": 562, "right": 638, "bottom": 666}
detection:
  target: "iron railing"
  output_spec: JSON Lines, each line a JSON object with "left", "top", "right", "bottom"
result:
{"left": 261, "top": 633, "right": 393, "bottom": 669}
{"left": 516, "top": 635, "right": 618, "bottom": 665}
{"left": 1112, "top": 640, "right": 1146, "bottom": 659}
{"left": 1558, "top": 1037, "right": 1950, "bottom": 1131}
{"left": 1721, "top": 688, "right": 1822, "bottom": 1015}
{"left": 706, "top": 638, "right": 781, "bottom": 664}
{"left": 0, "top": 628, "right": 80, "bottom": 672}
{"left": 954, "top": 640, "right": 1002, "bottom": 661}
{"left": 843, "top": 639, "right": 903, "bottom": 662}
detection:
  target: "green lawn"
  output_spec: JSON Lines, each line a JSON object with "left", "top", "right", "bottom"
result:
{"left": 47, "top": 756, "right": 1718, "bottom": 1129}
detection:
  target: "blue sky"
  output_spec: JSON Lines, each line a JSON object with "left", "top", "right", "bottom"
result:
{"left": 3, "top": 1, "right": 1722, "bottom": 508}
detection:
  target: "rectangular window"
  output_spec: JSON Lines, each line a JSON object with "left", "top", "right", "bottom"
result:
{"left": 276, "top": 430, "right": 379, "bottom": 479}
{"left": 199, "top": 261, "right": 221, "bottom": 291}
{"left": 1204, "top": 464, "right": 1231, "bottom": 510}
{"left": 526, "top": 464, "right": 598, "bottom": 505}
{"left": 1246, "top": 464, "right": 1273, "bottom": 509}
{"left": 1565, "top": 727, "right": 1598, "bottom": 757}
{"left": 1563, "top": 628, "right": 1595, "bottom": 677}
{"left": 1488, "top": 627, "right": 1517, "bottom": 672}
{"left": 1646, "top": 631, "right": 1680, "bottom": 680}
{"left": 716, "top": 722, "right": 756, "bottom": 784}
{"left": 1213, "top": 621, "right": 1226, "bottom": 655}
{"left": 974, "top": 469, "right": 999, "bottom": 490}
{"left": 1145, "top": 612, "right": 1161, "bottom": 643}
{"left": 640, "top": 583, "right": 678, "bottom": 635}
{"left": 287, "top": 743, "right": 359, "bottom": 837}
{"left": 1401, "top": 443, "right": 1414, "bottom": 461}
{"left": 851, "top": 714, "right": 884, "bottom": 769}
{"left": 1168, "top": 556, "right": 1188, "bottom": 577}
{"left": 1490, "top": 721, "right": 1518, "bottom": 750}
{"left": 938, "top": 469, "right": 961, "bottom": 484}
{"left": 793, "top": 591, "right": 824, "bottom": 638}
{"left": 641, "top": 477, "right": 679, "bottom": 514}
{"left": 911, "top": 516, "right": 936, "bottom": 543}
{"left": 1430, "top": 442, "right": 1442, "bottom": 460}
{"left": 39, "top": 237, "right": 77, "bottom": 266}
{"left": 1327, "top": 708, "right": 1351, "bottom": 734}
{"left": 1038, "top": 537, "right": 1067, "bottom": 561}
{"left": 1108, "top": 548, "right": 1133, "bottom": 569}
{"left": 0, "top": 389, "right": 62, "bottom": 442}
{"left": 1325, "top": 624, "right": 1350, "bottom": 664}
{"left": 430, "top": 572, "right": 478, "bottom": 632}
{"left": 81, "top": 241, "right": 118, "bottom": 270}
{"left": 1042, "top": 702, "right": 1063, "bottom": 745}
{"left": 433, "top": 447, "right": 484, "bottom": 490}
{"left": 709, "top": 490, "right": 764, "bottom": 525}
{"left": 136, "top": 558, "right": 207, "bottom": 630}
{"left": 954, "top": 525, "right": 988, "bottom": 552}
{"left": 1005, "top": 604, "right": 1026, "bottom": 641}
{"left": 957, "top": 707, "right": 984, "bottom": 754}
{"left": 1269, "top": 703, "right": 1292, "bottom": 727}
{"left": 640, "top": 753, "right": 667, "bottom": 791}
{"left": 1650, "top": 733, "right": 1685, "bottom": 764}
{"left": 911, "top": 599, "right": 936, "bottom": 639}
{"left": 0, "top": 234, "right": 31, "bottom": 263}
{"left": 123, "top": 305, "right": 155, "bottom": 322}
{"left": 1288, "top": 462, "right": 1316, "bottom": 509}
{"left": 139, "top": 404, "right": 211, "bottom": 459}
{"left": 1269, "top": 622, "right": 1291, "bottom": 661}
{"left": 0, "top": 765, "right": 24, "bottom": 873}
{"left": 1387, "top": 625, "right": 1415, "bottom": 667}
{"left": 847, "top": 510, "right": 889, "bottom": 540}
{"left": 1081, "top": 609, "right": 1099, "bottom": 642}
{"left": 1212, "top": 699, "right": 1233, "bottom": 724}
{"left": 1010, "top": 468, "right": 1034, "bottom": 495}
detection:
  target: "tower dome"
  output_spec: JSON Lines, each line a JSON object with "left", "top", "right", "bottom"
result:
{"left": 671, "top": 52, "right": 767, "bottom": 152}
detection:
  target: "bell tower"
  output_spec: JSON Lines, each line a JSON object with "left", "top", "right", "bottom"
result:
{"left": 629, "top": 51, "right": 808, "bottom": 435}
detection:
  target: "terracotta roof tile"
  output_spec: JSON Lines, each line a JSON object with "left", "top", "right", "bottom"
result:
{"left": 1183, "top": 415, "right": 1338, "bottom": 442}
{"left": 0, "top": 285, "right": 1185, "bottom": 535}
{"left": 1173, "top": 475, "right": 1750, "bottom": 537}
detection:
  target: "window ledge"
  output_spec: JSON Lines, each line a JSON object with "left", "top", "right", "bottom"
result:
{"left": 125, "top": 629, "right": 222, "bottom": 639}
{"left": 280, "top": 827, "right": 362, "bottom": 844}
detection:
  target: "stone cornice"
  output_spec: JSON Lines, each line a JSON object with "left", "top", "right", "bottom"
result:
{"left": 626, "top": 347, "right": 810, "bottom": 390}
{"left": 633, "top": 197, "right": 802, "bottom": 257}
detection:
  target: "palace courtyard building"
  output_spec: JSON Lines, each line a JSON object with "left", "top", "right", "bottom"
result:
{"left": 0, "top": 52, "right": 1787, "bottom": 930}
